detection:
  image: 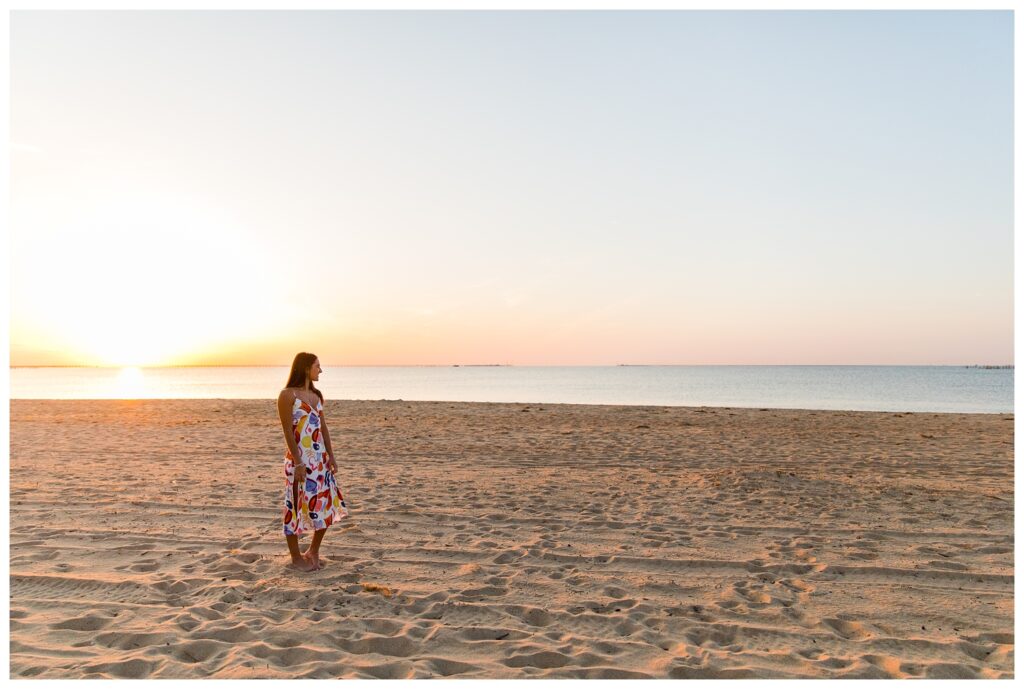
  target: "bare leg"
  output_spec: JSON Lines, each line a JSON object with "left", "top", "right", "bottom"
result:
{"left": 286, "top": 468, "right": 317, "bottom": 571}
{"left": 303, "top": 529, "right": 327, "bottom": 569}
{"left": 286, "top": 534, "right": 317, "bottom": 571}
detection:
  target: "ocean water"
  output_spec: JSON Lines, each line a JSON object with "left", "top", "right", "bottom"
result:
{"left": 8, "top": 366, "right": 1013, "bottom": 413}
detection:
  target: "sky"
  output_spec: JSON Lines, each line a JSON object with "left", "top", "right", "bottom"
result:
{"left": 9, "top": 10, "right": 1014, "bottom": 366}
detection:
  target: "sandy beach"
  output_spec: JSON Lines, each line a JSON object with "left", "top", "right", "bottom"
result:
{"left": 9, "top": 399, "right": 1014, "bottom": 678}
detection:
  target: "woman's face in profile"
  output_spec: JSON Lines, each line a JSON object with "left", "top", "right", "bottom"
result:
{"left": 310, "top": 359, "right": 322, "bottom": 381}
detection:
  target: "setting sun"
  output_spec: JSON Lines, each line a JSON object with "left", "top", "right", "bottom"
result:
{"left": 11, "top": 190, "right": 295, "bottom": 367}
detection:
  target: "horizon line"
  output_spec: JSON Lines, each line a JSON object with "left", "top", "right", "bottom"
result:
{"left": 8, "top": 363, "right": 1015, "bottom": 369}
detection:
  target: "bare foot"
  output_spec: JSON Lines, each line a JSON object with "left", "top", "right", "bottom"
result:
{"left": 302, "top": 551, "right": 322, "bottom": 570}
{"left": 288, "top": 557, "right": 317, "bottom": 572}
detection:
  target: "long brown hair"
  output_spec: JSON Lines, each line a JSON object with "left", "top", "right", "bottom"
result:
{"left": 285, "top": 352, "right": 323, "bottom": 402}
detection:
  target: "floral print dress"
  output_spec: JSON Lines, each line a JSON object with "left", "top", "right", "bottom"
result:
{"left": 283, "top": 395, "right": 348, "bottom": 535}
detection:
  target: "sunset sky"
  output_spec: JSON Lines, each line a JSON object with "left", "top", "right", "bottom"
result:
{"left": 10, "top": 10, "right": 1013, "bottom": 367}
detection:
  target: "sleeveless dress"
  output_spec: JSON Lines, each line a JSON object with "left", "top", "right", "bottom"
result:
{"left": 283, "top": 395, "right": 348, "bottom": 535}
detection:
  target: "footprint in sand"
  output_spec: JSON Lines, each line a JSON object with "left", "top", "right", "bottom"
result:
{"left": 817, "top": 655, "right": 854, "bottom": 670}
{"left": 173, "top": 614, "right": 202, "bottom": 632}
{"left": 454, "top": 585, "right": 508, "bottom": 601}
{"left": 926, "top": 560, "right": 969, "bottom": 571}
{"left": 94, "top": 630, "right": 173, "bottom": 650}
{"left": 502, "top": 605, "right": 554, "bottom": 627}
{"left": 166, "top": 639, "right": 225, "bottom": 665}
{"left": 715, "top": 599, "right": 746, "bottom": 613}
{"left": 502, "top": 650, "right": 573, "bottom": 669}
{"left": 684, "top": 624, "right": 739, "bottom": 647}
{"left": 821, "top": 617, "right": 872, "bottom": 640}
{"left": 80, "top": 658, "right": 159, "bottom": 679}
{"left": 129, "top": 559, "right": 160, "bottom": 573}
{"left": 779, "top": 578, "right": 815, "bottom": 596}
{"left": 493, "top": 549, "right": 526, "bottom": 565}
{"left": 50, "top": 614, "right": 114, "bottom": 632}
{"left": 456, "top": 626, "right": 528, "bottom": 642}
{"left": 152, "top": 578, "right": 195, "bottom": 595}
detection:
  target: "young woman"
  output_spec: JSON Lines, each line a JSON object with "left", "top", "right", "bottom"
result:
{"left": 277, "top": 352, "right": 348, "bottom": 571}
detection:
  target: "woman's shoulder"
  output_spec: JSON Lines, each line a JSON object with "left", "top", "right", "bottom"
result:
{"left": 280, "top": 388, "right": 321, "bottom": 405}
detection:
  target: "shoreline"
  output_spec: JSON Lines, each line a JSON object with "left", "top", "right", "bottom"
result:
{"left": 5, "top": 397, "right": 1015, "bottom": 415}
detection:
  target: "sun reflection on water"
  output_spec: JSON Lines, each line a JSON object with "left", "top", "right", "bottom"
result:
{"left": 115, "top": 366, "right": 146, "bottom": 399}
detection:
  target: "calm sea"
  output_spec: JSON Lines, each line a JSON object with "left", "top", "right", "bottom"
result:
{"left": 8, "top": 366, "right": 1014, "bottom": 413}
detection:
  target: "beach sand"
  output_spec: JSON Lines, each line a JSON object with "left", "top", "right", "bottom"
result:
{"left": 9, "top": 399, "right": 1014, "bottom": 678}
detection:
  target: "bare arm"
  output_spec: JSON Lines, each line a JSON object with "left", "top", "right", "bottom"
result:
{"left": 277, "top": 390, "right": 305, "bottom": 468}
{"left": 320, "top": 403, "right": 337, "bottom": 471}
